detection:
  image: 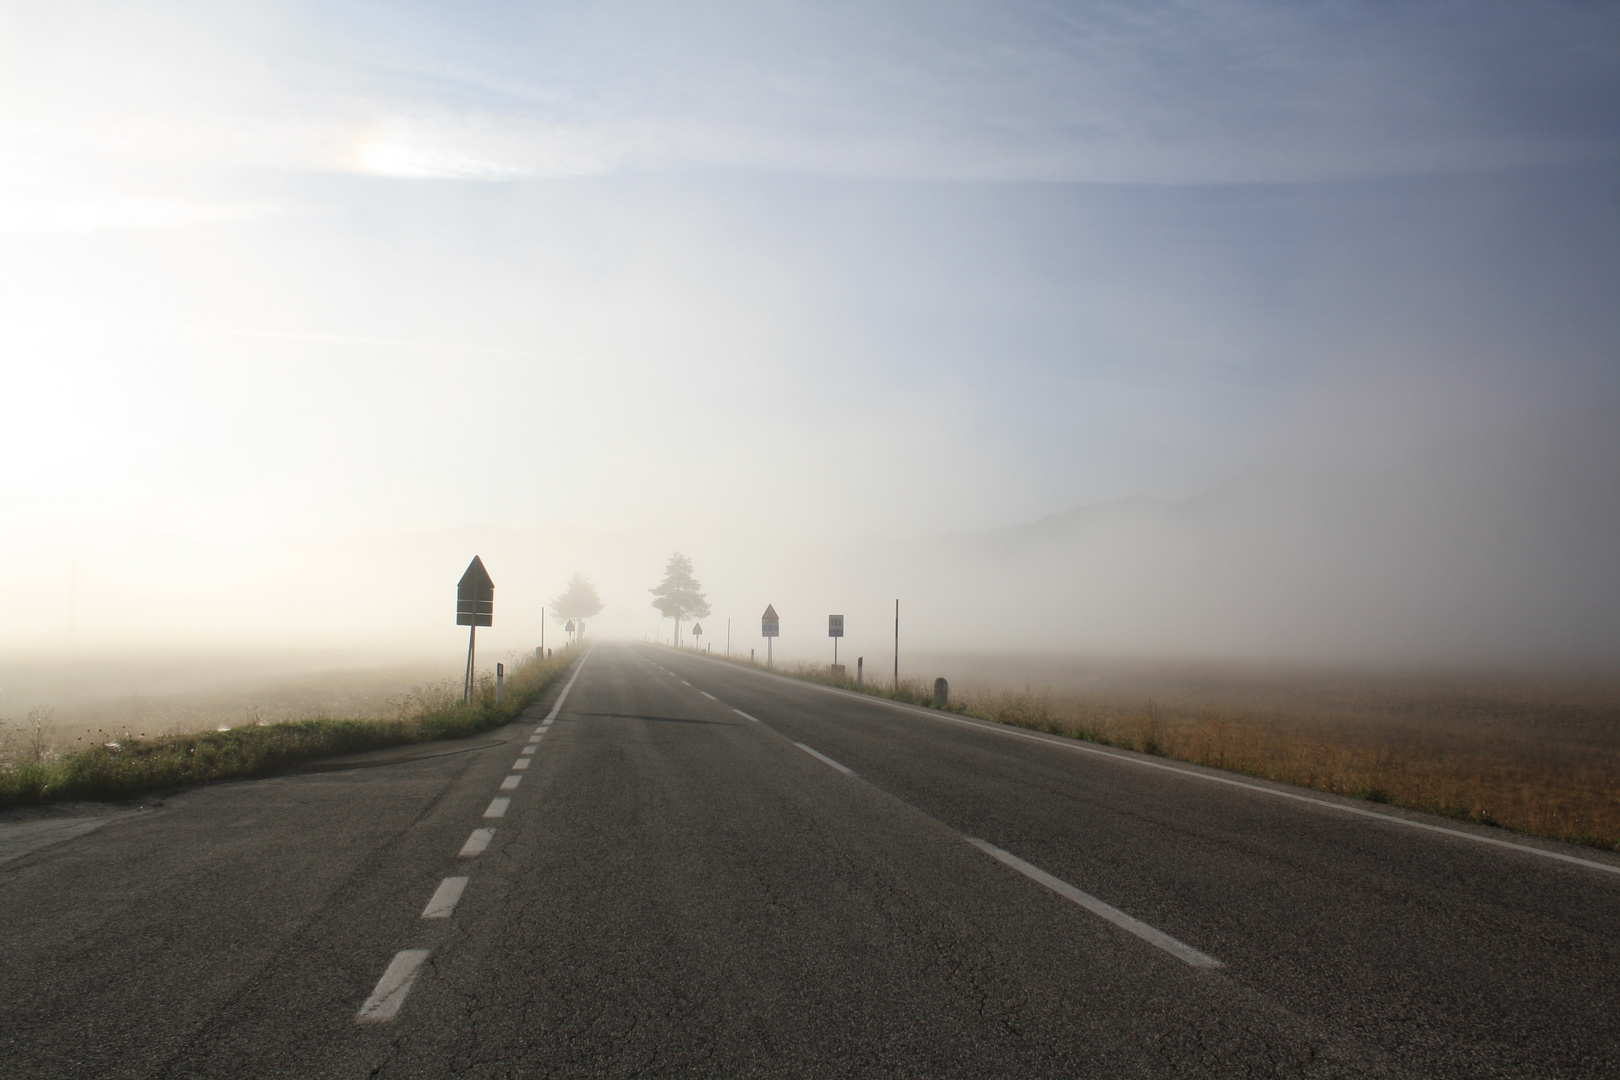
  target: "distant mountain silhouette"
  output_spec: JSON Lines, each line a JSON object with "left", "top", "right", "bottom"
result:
{"left": 876, "top": 406, "right": 1620, "bottom": 665}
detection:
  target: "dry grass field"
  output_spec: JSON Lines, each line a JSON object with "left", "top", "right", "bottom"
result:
{"left": 775, "top": 651, "right": 1620, "bottom": 851}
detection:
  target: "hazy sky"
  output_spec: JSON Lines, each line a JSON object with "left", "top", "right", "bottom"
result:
{"left": 2, "top": 1, "right": 1617, "bottom": 657}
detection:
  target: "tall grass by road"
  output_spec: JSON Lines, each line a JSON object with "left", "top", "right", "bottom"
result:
{"left": 0, "top": 649, "right": 578, "bottom": 809}
{"left": 707, "top": 651, "right": 1620, "bottom": 853}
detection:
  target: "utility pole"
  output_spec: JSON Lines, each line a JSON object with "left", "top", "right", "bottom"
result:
{"left": 894, "top": 598, "right": 899, "bottom": 689}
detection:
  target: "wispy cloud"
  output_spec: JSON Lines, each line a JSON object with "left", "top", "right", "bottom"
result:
{"left": 4, "top": 0, "right": 1616, "bottom": 201}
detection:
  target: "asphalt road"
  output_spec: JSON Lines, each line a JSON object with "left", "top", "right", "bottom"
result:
{"left": 3, "top": 643, "right": 1618, "bottom": 1078}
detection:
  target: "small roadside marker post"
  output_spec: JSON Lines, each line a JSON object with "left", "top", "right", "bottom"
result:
{"left": 456, "top": 557, "right": 495, "bottom": 704}
{"left": 857, "top": 656, "right": 863, "bottom": 689}
{"left": 761, "top": 604, "right": 780, "bottom": 668}
{"left": 496, "top": 663, "right": 505, "bottom": 705}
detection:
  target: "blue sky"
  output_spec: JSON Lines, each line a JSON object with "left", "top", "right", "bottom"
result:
{"left": 1, "top": 0, "right": 1617, "bottom": 651}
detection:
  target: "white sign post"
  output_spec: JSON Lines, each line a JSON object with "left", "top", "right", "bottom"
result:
{"left": 761, "top": 604, "right": 780, "bottom": 667}
{"left": 828, "top": 614, "right": 844, "bottom": 666}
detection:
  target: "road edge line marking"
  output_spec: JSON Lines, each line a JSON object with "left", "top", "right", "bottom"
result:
{"left": 356, "top": 949, "right": 431, "bottom": 1023}
{"left": 544, "top": 649, "right": 592, "bottom": 722}
{"left": 713, "top": 662, "right": 1620, "bottom": 877}
{"left": 794, "top": 742, "right": 856, "bottom": 776}
{"left": 966, "top": 838, "right": 1222, "bottom": 969}
{"left": 459, "top": 828, "right": 494, "bottom": 857}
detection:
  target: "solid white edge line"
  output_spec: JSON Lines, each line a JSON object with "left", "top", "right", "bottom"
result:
{"left": 500, "top": 774, "right": 522, "bottom": 790}
{"left": 422, "top": 876, "right": 470, "bottom": 918}
{"left": 733, "top": 709, "right": 761, "bottom": 723}
{"left": 719, "top": 663, "right": 1620, "bottom": 877}
{"left": 356, "top": 949, "right": 431, "bottom": 1023}
{"left": 544, "top": 649, "right": 592, "bottom": 722}
{"left": 966, "top": 838, "right": 1222, "bottom": 968}
{"left": 794, "top": 742, "right": 856, "bottom": 776}
{"left": 459, "top": 828, "right": 494, "bottom": 857}
{"left": 484, "top": 797, "right": 510, "bottom": 818}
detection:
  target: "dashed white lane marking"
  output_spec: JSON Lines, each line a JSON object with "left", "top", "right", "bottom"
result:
{"left": 533, "top": 725, "right": 546, "bottom": 734}
{"left": 459, "top": 828, "right": 494, "bottom": 857}
{"left": 520, "top": 745, "right": 537, "bottom": 756}
{"left": 356, "top": 949, "right": 431, "bottom": 1023}
{"left": 734, "top": 709, "right": 760, "bottom": 723}
{"left": 422, "top": 876, "right": 470, "bottom": 919}
{"left": 484, "top": 797, "right": 510, "bottom": 818}
{"left": 794, "top": 742, "right": 856, "bottom": 776}
{"left": 500, "top": 774, "right": 523, "bottom": 791}
{"left": 966, "top": 838, "right": 1222, "bottom": 968}
{"left": 700, "top": 691, "right": 717, "bottom": 700}
{"left": 512, "top": 757, "right": 530, "bottom": 770}
{"left": 681, "top": 680, "right": 692, "bottom": 686}
{"left": 543, "top": 652, "right": 590, "bottom": 722}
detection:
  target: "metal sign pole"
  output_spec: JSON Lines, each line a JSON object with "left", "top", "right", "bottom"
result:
{"left": 761, "top": 604, "right": 780, "bottom": 669}
{"left": 455, "top": 556, "right": 495, "bottom": 705}
{"left": 894, "top": 598, "right": 899, "bottom": 689}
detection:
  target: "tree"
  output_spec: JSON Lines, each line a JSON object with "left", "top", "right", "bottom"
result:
{"left": 649, "top": 552, "right": 710, "bottom": 647}
{"left": 551, "top": 573, "right": 604, "bottom": 642}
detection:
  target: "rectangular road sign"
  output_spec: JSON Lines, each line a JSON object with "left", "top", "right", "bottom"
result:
{"left": 829, "top": 615, "right": 844, "bottom": 638}
{"left": 762, "top": 604, "right": 780, "bottom": 638}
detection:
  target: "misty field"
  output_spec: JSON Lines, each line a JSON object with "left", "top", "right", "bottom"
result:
{"left": 765, "top": 652, "right": 1620, "bottom": 851}
{"left": 0, "top": 649, "right": 573, "bottom": 806}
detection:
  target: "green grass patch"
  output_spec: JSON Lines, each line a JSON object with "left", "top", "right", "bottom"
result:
{"left": 0, "top": 649, "right": 579, "bottom": 808}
